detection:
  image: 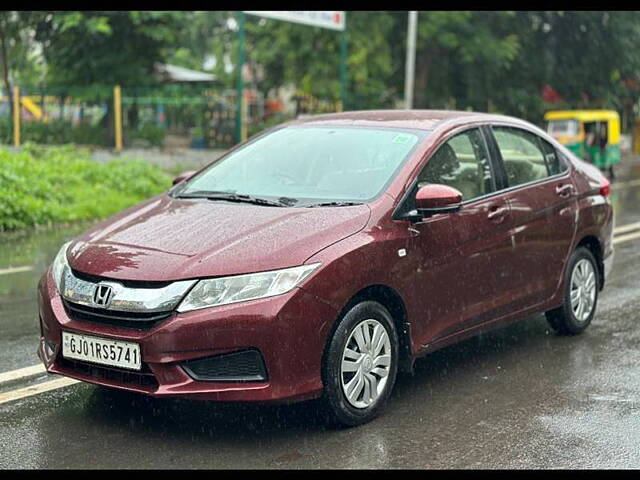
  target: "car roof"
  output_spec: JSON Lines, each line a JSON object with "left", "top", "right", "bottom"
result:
{"left": 290, "top": 109, "right": 531, "bottom": 132}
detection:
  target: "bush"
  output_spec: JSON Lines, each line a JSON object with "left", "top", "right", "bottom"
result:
{"left": 0, "top": 117, "right": 110, "bottom": 146}
{"left": 0, "top": 144, "right": 171, "bottom": 232}
{"left": 126, "top": 123, "right": 166, "bottom": 148}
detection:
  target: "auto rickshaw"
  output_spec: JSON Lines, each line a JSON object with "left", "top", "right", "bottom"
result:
{"left": 544, "top": 110, "right": 621, "bottom": 178}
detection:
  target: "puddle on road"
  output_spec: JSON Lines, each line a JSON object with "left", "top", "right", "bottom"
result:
{"left": 0, "top": 222, "right": 93, "bottom": 271}
{"left": 0, "top": 223, "right": 94, "bottom": 372}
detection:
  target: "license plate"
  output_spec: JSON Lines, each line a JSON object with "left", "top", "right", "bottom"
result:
{"left": 62, "top": 331, "right": 141, "bottom": 371}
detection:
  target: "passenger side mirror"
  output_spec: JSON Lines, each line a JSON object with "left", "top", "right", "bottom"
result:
{"left": 172, "top": 170, "right": 197, "bottom": 186}
{"left": 415, "top": 184, "right": 463, "bottom": 216}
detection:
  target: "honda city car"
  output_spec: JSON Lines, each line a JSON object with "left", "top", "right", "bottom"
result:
{"left": 38, "top": 110, "right": 614, "bottom": 426}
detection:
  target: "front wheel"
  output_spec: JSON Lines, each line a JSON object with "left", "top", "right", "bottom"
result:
{"left": 321, "top": 301, "right": 399, "bottom": 427}
{"left": 546, "top": 247, "right": 599, "bottom": 335}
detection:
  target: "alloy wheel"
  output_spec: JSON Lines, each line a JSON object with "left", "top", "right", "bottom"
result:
{"left": 570, "top": 258, "right": 597, "bottom": 323}
{"left": 340, "top": 319, "right": 392, "bottom": 409}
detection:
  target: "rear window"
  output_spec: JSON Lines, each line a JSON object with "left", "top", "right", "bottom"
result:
{"left": 493, "top": 127, "right": 551, "bottom": 187}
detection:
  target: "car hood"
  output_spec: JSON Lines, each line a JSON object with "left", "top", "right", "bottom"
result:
{"left": 67, "top": 195, "right": 371, "bottom": 282}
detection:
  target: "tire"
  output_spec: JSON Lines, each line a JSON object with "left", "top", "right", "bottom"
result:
{"left": 321, "top": 301, "right": 399, "bottom": 427}
{"left": 546, "top": 247, "right": 599, "bottom": 335}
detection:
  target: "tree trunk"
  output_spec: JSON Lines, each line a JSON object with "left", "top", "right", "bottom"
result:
{"left": 413, "top": 49, "right": 434, "bottom": 109}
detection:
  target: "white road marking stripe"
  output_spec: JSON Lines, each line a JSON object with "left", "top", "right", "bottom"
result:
{"left": 613, "top": 178, "right": 640, "bottom": 189}
{"left": 0, "top": 377, "right": 80, "bottom": 406}
{"left": 0, "top": 265, "right": 33, "bottom": 276}
{"left": 613, "top": 230, "right": 640, "bottom": 245}
{"left": 0, "top": 364, "right": 46, "bottom": 385}
{"left": 614, "top": 221, "right": 640, "bottom": 235}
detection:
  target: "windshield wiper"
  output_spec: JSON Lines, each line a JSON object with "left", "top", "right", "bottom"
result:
{"left": 175, "top": 189, "right": 236, "bottom": 198}
{"left": 305, "top": 201, "right": 363, "bottom": 208}
{"left": 177, "top": 191, "right": 297, "bottom": 207}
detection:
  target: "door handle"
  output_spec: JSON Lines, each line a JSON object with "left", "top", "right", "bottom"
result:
{"left": 556, "top": 184, "right": 575, "bottom": 198}
{"left": 487, "top": 205, "right": 509, "bottom": 222}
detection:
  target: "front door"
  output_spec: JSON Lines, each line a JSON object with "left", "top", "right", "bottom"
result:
{"left": 407, "top": 127, "right": 517, "bottom": 346}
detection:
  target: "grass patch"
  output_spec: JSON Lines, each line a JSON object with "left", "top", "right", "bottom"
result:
{"left": 0, "top": 143, "right": 172, "bottom": 232}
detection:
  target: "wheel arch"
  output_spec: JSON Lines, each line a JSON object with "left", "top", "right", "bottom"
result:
{"left": 575, "top": 235, "right": 604, "bottom": 290}
{"left": 323, "top": 284, "right": 414, "bottom": 375}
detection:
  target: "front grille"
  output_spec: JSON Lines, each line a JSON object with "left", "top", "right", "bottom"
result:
{"left": 63, "top": 300, "right": 172, "bottom": 330}
{"left": 182, "top": 349, "right": 268, "bottom": 382}
{"left": 59, "top": 357, "right": 158, "bottom": 389}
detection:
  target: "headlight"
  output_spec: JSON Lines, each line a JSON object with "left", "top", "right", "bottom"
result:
{"left": 51, "top": 241, "right": 72, "bottom": 292}
{"left": 177, "top": 263, "right": 321, "bottom": 313}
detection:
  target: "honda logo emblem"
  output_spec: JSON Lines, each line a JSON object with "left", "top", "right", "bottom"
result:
{"left": 93, "top": 284, "right": 114, "bottom": 308}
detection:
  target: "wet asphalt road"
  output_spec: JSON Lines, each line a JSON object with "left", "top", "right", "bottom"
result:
{"left": 2, "top": 161, "right": 640, "bottom": 469}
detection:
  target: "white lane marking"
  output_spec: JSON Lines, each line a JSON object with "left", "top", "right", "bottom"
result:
{"left": 0, "top": 364, "right": 46, "bottom": 385}
{"left": 613, "top": 178, "right": 640, "bottom": 190}
{"left": 613, "top": 230, "right": 640, "bottom": 245}
{"left": 614, "top": 221, "right": 640, "bottom": 235}
{"left": 0, "top": 265, "right": 33, "bottom": 276}
{"left": 0, "top": 377, "right": 80, "bottom": 406}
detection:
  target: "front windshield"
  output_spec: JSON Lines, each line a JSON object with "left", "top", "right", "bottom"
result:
{"left": 547, "top": 119, "right": 579, "bottom": 138}
{"left": 177, "top": 125, "right": 425, "bottom": 205}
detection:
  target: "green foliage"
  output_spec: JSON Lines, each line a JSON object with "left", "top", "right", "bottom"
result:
{"left": 0, "top": 144, "right": 171, "bottom": 231}
{"left": 34, "top": 11, "right": 183, "bottom": 89}
{"left": 126, "top": 123, "right": 166, "bottom": 148}
{"left": 241, "top": 11, "right": 397, "bottom": 107}
{"left": 0, "top": 118, "right": 109, "bottom": 146}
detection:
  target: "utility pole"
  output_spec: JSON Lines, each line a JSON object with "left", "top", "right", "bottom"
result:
{"left": 404, "top": 11, "right": 418, "bottom": 110}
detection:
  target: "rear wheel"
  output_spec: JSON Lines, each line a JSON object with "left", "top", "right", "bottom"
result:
{"left": 321, "top": 301, "right": 399, "bottom": 427}
{"left": 546, "top": 247, "right": 599, "bottom": 335}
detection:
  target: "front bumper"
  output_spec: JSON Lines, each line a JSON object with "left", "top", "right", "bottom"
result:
{"left": 37, "top": 269, "right": 338, "bottom": 403}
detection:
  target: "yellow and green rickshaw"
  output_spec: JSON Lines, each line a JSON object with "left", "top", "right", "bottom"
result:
{"left": 544, "top": 110, "right": 621, "bottom": 178}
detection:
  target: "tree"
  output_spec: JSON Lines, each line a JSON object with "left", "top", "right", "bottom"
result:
{"left": 34, "top": 11, "right": 184, "bottom": 91}
{"left": 0, "top": 11, "right": 47, "bottom": 115}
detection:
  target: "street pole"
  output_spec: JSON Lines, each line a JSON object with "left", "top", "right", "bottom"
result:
{"left": 12, "top": 86, "right": 20, "bottom": 147}
{"left": 404, "top": 11, "right": 418, "bottom": 110}
{"left": 114, "top": 85, "right": 122, "bottom": 152}
{"left": 235, "top": 11, "right": 246, "bottom": 144}
{"left": 340, "top": 28, "right": 348, "bottom": 111}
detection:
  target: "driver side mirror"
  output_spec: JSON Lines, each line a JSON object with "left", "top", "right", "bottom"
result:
{"left": 172, "top": 170, "right": 197, "bottom": 186}
{"left": 415, "top": 184, "right": 463, "bottom": 217}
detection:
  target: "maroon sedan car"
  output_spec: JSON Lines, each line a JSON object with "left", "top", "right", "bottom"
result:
{"left": 38, "top": 110, "right": 613, "bottom": 426}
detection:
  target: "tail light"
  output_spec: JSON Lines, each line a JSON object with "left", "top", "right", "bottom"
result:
{"left": 599, "top": 178, "right": 611, "bottom": 197}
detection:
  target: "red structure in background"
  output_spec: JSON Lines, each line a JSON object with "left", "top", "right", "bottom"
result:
{"left": 542, "top": 84, "right": 563, "bottom": 104}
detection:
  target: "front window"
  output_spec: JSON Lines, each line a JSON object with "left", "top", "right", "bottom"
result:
{"left": 176, "top": 126, "right": 426, "bottom": 205}
{"left": 547, "top": 119, "right": 579, "bottom": 138}
{"left": 417, "top": 128, "right": 494, "bottom": 201}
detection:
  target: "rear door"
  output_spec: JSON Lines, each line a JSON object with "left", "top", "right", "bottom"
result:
{"left": 487, "top": 125, "right": 577, "bottom": 311}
